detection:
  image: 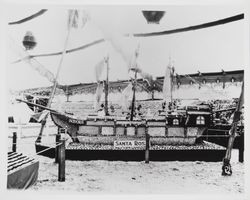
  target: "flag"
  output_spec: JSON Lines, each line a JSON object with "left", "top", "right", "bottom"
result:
{"left": 95, "top": 59, "right": 105, "bottom": 82}
{"left": 162, "top": 65, "right": 172, "bottom": 104}
{"left": 94, "top": 82, "right": 104, "bottom": 111}
{"left": 68, "top": 9, "right": 89, "bottom": 29}
{"left": 120, "top": 83, "right": 133, "bottom": 111}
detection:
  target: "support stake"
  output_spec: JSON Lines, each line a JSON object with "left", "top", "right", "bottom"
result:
{"left": 58, "top": 139, "right": 65, "bottom": 182}
{"left": 238, "top": 133, "right": 244, "bottom": 163}
{"left": 55, "top": 130, "right": 61, "bottom": 163}
{"left": 145, "top": 126, "right": 150, "bottom": 164}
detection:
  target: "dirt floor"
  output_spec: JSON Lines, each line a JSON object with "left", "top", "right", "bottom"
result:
{"left": 7, "top": 134, "right": 244, "bottom": 195}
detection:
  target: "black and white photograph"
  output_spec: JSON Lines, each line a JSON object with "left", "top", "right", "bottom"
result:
{"left": 1, "top": 0, "right": 249, "bottom": 199}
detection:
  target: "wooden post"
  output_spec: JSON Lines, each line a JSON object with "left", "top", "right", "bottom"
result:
{"left": 238, "top": 133, "right": 244, "bottom": 163}
{"left": 145, "top": 126, "right": 150, "bottom": 163}
{"left": 222, "top": 82, "right": 244, "bottom": 176}
{"left": 58, "top": 139, "right": 65, "bottom": 182}
{"left": 12, "top": 132, "right": 17, "bottom": 152}
{"left": 55, "top": 131, "right": 61, "bottom": 163}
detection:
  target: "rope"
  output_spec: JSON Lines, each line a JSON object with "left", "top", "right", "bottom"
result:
{"left": 35, "top": 142, "right": 62, "bottom": 156}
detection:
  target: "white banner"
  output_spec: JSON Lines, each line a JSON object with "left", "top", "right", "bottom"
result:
{"left": 114, "top": 140, "right": 147, "bottom": 149}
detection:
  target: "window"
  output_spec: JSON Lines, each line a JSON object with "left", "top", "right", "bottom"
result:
{"left": 196, "top": 116, "right": 205, "bottom": 125}
{"left": 173, "top": 119, "right": 179, "bottom": 125}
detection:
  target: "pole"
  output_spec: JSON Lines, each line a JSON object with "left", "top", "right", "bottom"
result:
{"left": 104, "top": 56, "right": 109, "bottom": 116}
{"left": 55, "top": 128, "right": 61, "bottom": 163}
{"left": 170, "top": 67, "right": 173, "bottom": 103}
{"left": 58, "top": 139, "right": 66, "bottom": 182}
{"left": 36, "top": 20, "right": 72, "bottom": 143}
{"left": 238, "top": 132, "right": 244, "bottom": 163}
{"left": 12, "top": 132, "right": 17, "bottom": 152}
{"left": 130, "top": 71, "right": 137, "bottom": 121}
{"left": 222, "top": 82, "right": 244, "bottom": 176}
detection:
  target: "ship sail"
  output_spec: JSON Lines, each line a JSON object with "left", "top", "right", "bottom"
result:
{"left": 121, "top": 82, "right": 133, "bottom": 111}
{"left": 162, "top": 63, "right": 173, "bottom": 108}
{"left": 94, "top": 82, "right": 104, "bottom": 111}
{"left": 93, "top": 57, "right": 110, "bottom": 113}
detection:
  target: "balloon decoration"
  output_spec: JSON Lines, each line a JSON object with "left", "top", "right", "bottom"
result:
{"left": 23, "top": 31, "right": 37, "bottom": 50}
{"left": 142, "top": 11, "right": 165, "bottom": 24}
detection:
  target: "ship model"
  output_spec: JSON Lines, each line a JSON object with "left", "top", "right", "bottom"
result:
{"left": 13, "top": 10, "right": 244, "bottom": 167}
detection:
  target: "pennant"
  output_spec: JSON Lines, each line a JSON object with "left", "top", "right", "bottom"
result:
{"left": 95, "top": 59, "right": 105, "bottom": 82}
{"left": 94, "top": 82, "right": 104, "bottom": 111}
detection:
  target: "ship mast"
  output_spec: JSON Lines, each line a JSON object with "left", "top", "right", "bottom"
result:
{"left": 130, "top": 70, "right": 138, "bottom": 121}
{"left": 170, "top": 66, "right": 174, "bottom": 104}
{"left": 36, "top": 11, "right": 75, "bottom": 143}
{"left": 104, "top": 55, "right": 109, "bottom": 116}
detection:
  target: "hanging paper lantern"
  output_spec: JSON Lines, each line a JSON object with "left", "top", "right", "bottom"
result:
{"left": 142, "top": 11, "right": 165, "bottom": 24}
{"left": 23, "top": 31, "right": 37, "bottom": 50}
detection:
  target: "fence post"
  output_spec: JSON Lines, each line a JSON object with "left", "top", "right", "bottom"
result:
{"left": 58, "top": 139, "right": 65, "bottom": 182}
{"left": 12, "top": 132, "right": 17, "bottom": 152}
{"left": 145, "top": 125, "right": 150, "bottom": 164}
{"left": 238, "top": 133, "right": 244, "bottom": 163}
{"left": 55, "top": 132, "right": 61, "bottom": 163}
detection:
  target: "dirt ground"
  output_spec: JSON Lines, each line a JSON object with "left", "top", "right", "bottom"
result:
{"left": 7, "top": 135, "right": 244, "bottom": 195}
